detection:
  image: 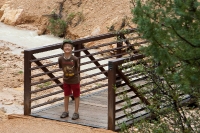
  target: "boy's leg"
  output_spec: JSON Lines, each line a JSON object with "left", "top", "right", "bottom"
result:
{"left": 71, "top": 83, "right": 80, "bottom": 113}
{"left": 64, "top": 96, "right": 69, "bottom": 112}
{"left": 71, "top": 83, "right": 80, "bottom": 120}
{"left": 72, "top": 96, "right": 80, "bottom": 120}
{"left": 60, "top": 95, "right": 69, "bottom": 118}
{"left": 74, "top": 97, "right": 80, "bottom": 113}
{"left": 60, "top": 83, "right": 71, "bottom": 118}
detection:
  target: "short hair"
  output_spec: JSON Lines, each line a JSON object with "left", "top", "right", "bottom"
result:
{"left": 61, "top": 39, "right": 74, "bottom": 49}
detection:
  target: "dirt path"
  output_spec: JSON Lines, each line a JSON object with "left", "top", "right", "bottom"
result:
{"left": 0, "top": 114, "right": 115, "bottom": 133}
{"left": 0, "top": 40, "right": 24, "bottom": 116}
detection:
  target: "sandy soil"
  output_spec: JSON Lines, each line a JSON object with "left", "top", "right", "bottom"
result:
{"left": 0, "top": 40, "right": 24, "bottom": 115}
{"left": 0, "top": 114, "right": 115, "bottom": 133}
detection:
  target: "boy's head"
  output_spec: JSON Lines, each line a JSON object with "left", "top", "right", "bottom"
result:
{"left": 61, "top": 39, "right": 74, "bottom": 50}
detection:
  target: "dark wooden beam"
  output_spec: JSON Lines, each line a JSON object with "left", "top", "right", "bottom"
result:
{"left": 107, "top": 61, "right": 117, "bottom": 131}
{"left": 116, "top": 67, "right": 150, "bottom": 105}
{"left": 24, "top": 50, "right": 32, "bottom": 115}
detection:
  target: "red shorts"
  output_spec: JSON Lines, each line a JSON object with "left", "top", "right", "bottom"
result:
{"left": 63, "top": 83, "right": 80, "bottom": 97}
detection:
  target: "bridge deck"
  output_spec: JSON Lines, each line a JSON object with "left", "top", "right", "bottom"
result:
{"left": 31, "top": 89, "right": 109, "bottom": 129}
{"left": 31, "top": 87, "right": 151, "bottom": 130}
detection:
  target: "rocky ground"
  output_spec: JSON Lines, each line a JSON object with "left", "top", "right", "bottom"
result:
{"left": 0, "top": 40, "right": 24, "bottom": 89}
{"left": 0, "top": 0, "right": 136, "bottom": 39}
{"left": 0, "top": 40, "right": 24, "bottom": 118}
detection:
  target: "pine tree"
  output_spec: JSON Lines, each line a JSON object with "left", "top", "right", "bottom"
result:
{"left": 132, "top": 0, "right": 200, "bottom": 91}
{"left": 125, "top": 0, "right": 200, "bottom": 132}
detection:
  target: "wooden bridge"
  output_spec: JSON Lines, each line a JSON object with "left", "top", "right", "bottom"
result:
{"left": 23, "top": 29, "right": 192, "bottom": 131}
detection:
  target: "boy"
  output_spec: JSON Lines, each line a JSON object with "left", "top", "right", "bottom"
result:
{"left": 58, "top": 40, "right": 80, "bottom": 120}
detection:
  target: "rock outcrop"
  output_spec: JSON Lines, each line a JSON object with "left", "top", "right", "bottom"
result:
{"left": 0, "top": 3, "right": 24, "bottom": 25}
{"left": 0, "top": 0, "right": 135, "bottom": 38}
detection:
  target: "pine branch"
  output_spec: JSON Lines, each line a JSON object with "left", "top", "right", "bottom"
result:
{"left": 171, "top": 25, "right": 200, "bottom": 48}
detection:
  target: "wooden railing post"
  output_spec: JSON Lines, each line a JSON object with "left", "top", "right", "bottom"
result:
{"left": 24, "top": 50, "right": 32, "bottom": 115}
{"left": 72, "top": 43, "right": 81, "bottom": 99}
{"left": 108, "top": 61, "right": 117, "bottom": 131}
{"left": 116, "top": 35, "right": 123, "bottom": 86}
{"left": 74, "top": 43, "right": 82, "bottom": 69}
{"left": 116, "top": 35, "right": 123, "bottom": 59}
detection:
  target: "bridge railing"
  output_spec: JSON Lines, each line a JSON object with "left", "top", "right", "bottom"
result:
{"left": 108, "top": 53, "right": 152, "bottom": 130}
{"left": 24, "top": 29, "right": 148, "bottom": 115}
{"left": 107, "top": 53, "right": 194, "bottom": 131}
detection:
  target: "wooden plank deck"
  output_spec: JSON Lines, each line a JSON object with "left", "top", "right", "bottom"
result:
{"left": 31, "top": 89, "right": 109, "bottom": 129}
{"left": 31, "top": 87, "right": 153, "bottom": 130}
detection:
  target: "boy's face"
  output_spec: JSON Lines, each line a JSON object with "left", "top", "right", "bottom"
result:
{"left": 63, "top": 43, "right": 73, "bottom": 53}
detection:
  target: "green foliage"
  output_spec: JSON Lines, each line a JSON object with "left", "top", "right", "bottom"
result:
{"left": 47, "top": 16, "right": 67, "bottom": 37}
{"left": 18, "top": 70, "right": 23, "bottom": 74}
{"left": 117, "top": 0, "right": 200, "bottom": 132}
{"left": 47, "top": 11, "right": 84, "bottom": 37}
{"left": 66, "top": 12, "right": 76, "bottom": 25}
{"left": 131, "top": 0, "right": 200, "bottom": 97}
{"left": 66, "top": 11, "right": 85, "bottom": 27}
{"left": 37, "top": 81, "right": 52, "bottom": 89}
{"left": 0, "top": 66, "right": 3, "bottom": 70}
{"left": 75, "top": 12, "right": 85, "bottom": 23}
{"left": 132, "top": 0, "right": 200, "bottom": 91}
{"left": 117, "top": 58, "right": 200, "bottom": 132}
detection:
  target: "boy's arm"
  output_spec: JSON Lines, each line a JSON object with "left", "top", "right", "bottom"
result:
{"left": 76, "top": 59, "right": 80, "bottom": 80}
{"left": 58, "top": 57, "right": 62, "bottom": 68}
{"left": 75, "top": 58, "right": 79, "bottom": 71}
{"left": 77, "top": 60, "right": 80, "bottom": 70}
